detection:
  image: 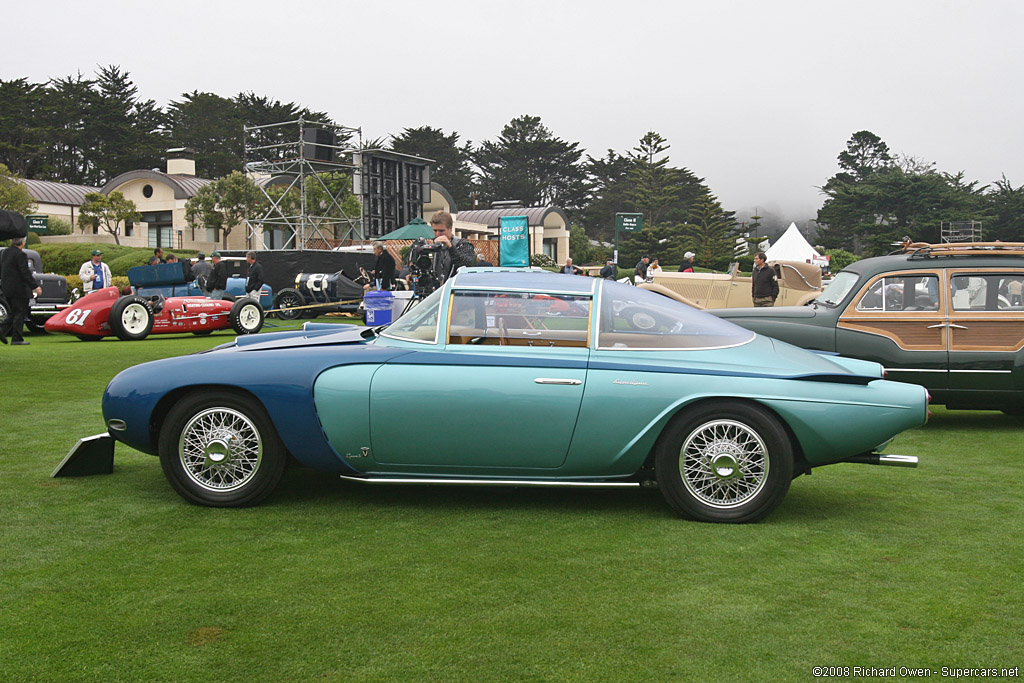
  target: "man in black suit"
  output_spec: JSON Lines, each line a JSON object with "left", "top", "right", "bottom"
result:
{"left": 1, "top": 238, "right": 43, "bottom": 345}
{"left": 369, "top": 241, "right": 395, "bottom": 290}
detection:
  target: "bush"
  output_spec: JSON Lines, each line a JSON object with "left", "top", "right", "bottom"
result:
{"left": 33, "top": 243, "right": 153, "bottom": 277}
{"left": 46, "top": 217, "right": 73, "bottom": 236}
{"left": 531, "top": 253, "right": 556, "bottom": 267}
{"left": 26, "top": 231, "right": 40, "bottom": 245}
{"left": 824, "top": 248, "right": 859, "bottom": 271}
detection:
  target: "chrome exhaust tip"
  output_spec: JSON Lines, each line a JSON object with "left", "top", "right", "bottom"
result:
{"left": 845, "top": 453, "right": 918, "bottom": 468}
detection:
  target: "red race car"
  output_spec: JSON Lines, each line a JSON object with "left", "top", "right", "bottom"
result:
{"left": 45, "top": 286, "right": 264, "bottom": 341}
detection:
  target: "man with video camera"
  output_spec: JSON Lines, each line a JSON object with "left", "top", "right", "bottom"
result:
{"left": 428, "top": 211, "right": 476, "bottom": 282}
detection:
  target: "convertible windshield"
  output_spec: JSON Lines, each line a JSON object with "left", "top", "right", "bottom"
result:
{"left": 598, "top": 281, "right": 753, "bottom": 350}
{"left": 380, "top": 287, "right": 445, "bottom": 343}
{"left": 815, "top": 271, "right": 859, "bottom": 307}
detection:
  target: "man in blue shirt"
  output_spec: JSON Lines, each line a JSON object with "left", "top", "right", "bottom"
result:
{"left": 78, "top": 249, "right": 112, "bottom": 294}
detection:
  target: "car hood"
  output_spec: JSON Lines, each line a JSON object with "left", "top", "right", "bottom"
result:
{"left": 711, "top": 305, "right": 820, "bottom": 321}
{"left": 216, "top": 323, "right": 373, "bottom": 352}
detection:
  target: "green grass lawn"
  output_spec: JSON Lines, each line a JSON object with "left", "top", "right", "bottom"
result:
{"left": 1, "top": 325, "right": 1022, "bottom": 681}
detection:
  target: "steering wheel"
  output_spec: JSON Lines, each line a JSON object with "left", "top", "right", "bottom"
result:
{"left": 358, "top": 267, "right": 371, "bottom": 284}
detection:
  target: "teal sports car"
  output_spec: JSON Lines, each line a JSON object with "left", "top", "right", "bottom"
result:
{"left": 102, "top": 268, "right": 928, "bottom": 523}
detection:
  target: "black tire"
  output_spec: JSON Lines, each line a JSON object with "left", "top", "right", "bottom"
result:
{"left": 109, "top": 296, "right": 154, "bottom": 341}
{"left": 230, "top": 299, "right": 264, "bottom": 335}
{"left": 0, "top": 298, "right": 9, "bottom": 328}
{"left": 655, "top": 401, "right": 793, "bottom": 523}
{"left": 158, "top": 391, "right": 287, "bottom": 507}
{"left": 274, "top": 288, "right": 305, "bottom": 320}
{"left": 1002, "top": 408, "right": 1024, "bottom": 417}
{"left": 24, "top": 318, "right": 48, "bottom": 334}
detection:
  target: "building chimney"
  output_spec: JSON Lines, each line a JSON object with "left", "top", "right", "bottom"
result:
{"left": 166, "top": 148, "right": 196, "bottom": 176}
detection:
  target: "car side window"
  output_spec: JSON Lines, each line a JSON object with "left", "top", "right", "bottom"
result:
{"left": 597, "top": 281, "right": 753, "bottom": 349}
{"left": 952, "top": 274, "right": 1023, "bottom": 311}
{"left": 447, "top": 291, "right": 591, "bottom": 348}
{"left": 857, "top": 275, "right": 939, "bottom": 312}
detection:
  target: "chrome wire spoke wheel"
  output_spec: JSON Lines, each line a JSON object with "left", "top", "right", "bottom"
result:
{"left": 680, "top": 419, "right": 769, "bottom": 509}
{"left": 121, "top": 303, "right": 149, "bottom": 334}
{"left": 178, "top": 407, "right": 263, "bottom": 492}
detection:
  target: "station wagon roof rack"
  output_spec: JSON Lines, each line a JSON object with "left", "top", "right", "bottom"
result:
{"left": 904, "top": 242, "right": 1024, "bottom": 259}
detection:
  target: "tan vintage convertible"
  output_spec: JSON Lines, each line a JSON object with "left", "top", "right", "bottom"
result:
{"left": 637, "top": 260, "right": 824, "bottom": 309}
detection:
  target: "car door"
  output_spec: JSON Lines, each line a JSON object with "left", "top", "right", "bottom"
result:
{"left": 836, "top": 270, "right": 948, "bottom": 393}
{"left": 367, "top": 289, "right": 592, "bottom": 470}
{"left": 946, "top": 269, "right": 1024, "bottom": 394}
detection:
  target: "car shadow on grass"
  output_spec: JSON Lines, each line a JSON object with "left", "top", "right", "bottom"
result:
{"left": 273, "top": 466, "right": 673, "bottom": 518}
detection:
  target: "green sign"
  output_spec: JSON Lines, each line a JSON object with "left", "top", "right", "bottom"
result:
{"left": 499, "top": 215, "right": 530, "bottom": 267}
{"left": 26, "top": 215, "right": 48, "bottom": 234}
{"left": 615, "top": 212, "right": 642, "bottom": 232}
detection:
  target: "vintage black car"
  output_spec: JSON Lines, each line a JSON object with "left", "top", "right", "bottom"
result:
{"left": 0, "top": 247, "right": 75, "bottom": 333}
{"left": 712, "top": 242, "right": 1024, "bottom": 414}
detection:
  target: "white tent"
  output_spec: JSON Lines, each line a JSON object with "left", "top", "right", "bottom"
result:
{"left": 764, "top": 223, "right": 822, "bottom": 264}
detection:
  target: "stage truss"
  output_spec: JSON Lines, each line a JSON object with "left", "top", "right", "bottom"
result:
{"left": 244, "top": 118, "right": 364, "bottom": 250}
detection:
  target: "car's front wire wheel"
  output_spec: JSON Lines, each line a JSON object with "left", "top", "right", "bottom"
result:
{"left": 158, "top": 391, "right": 287, "bottom": 507}
{"left": 655, "top": 401, "right": 793, "bottom": 523}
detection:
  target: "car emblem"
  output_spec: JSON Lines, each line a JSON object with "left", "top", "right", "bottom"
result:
{"left": 613, "top": 379, "right": 649, "bottom": 386}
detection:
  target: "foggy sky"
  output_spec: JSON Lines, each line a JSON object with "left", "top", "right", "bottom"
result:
{"left": 6, "top": 0, "right": 1023, "bottom": 228}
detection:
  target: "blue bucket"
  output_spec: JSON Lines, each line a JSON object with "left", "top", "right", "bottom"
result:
{"left": 364, "top": 291, "right": 394, "bottom": 325}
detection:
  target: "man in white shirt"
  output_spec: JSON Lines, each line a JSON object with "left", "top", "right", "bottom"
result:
{"left": 78, "top": 249, "right": 112, "bottom": 294}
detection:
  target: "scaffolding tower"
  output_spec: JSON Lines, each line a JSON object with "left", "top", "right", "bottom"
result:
{"left": 941, "top": 221, "right": 983, "bottom": 243}
{"left": 244, "top": 118, "right": 364, "bottom": 250}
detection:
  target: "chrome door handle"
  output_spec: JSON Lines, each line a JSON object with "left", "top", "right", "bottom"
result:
{"left": 927, "top": 323, "right": 947, "bottom": 329}
{"left": 948, "top": 323, "right": 968, "bottom": 330}
{"left": 534, "top": 378, "right": 583, "bottom": 385}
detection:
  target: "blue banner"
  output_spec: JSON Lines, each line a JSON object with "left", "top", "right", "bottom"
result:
{"left": 499, "top": 215, "right": 530, "bottom": 267}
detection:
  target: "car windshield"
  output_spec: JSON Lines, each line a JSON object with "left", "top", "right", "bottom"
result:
{"left": 815, "top": 271, "right": 859, "bottom": 307}
{"left": 380, "top": 287, "right": 445, "bottom": 343}
{"left": 598, "top": 281, "right": 753, "bottom": 350}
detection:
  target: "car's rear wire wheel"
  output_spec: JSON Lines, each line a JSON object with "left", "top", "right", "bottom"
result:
{"left": 159, "top": 391, "right": 287, "bottom": 507}
{"left": 655, "top": 401, "right": 793, "bottom": 523}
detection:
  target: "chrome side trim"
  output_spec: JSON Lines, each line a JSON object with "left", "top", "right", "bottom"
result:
{"left": 339, "top": 475, "right": 639, "bottom": 488}
{"left": 534, "top": 378, "right": 583, "bottom": 385}
{"left": 844, "top": 453, "right": 919, "bottom": 468}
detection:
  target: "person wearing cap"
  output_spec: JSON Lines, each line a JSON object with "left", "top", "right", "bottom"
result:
{"left": 634, "top": 255, "right": 650, "bottom": 284}
{"left": 206, "top": 251, "right": 228, "bottom": 300}
{"left": 79, "top": 249, "right": 112, "bottom": 294}
{"left": 191, "top": 252, "right": 212, "bottom": 289}
{"left": 678, "top": 251, "right": 696, "bottom": 273}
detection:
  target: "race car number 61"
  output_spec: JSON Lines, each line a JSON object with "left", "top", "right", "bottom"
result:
{"left": 65, "top": 309, "right": 93, "bottom": 326}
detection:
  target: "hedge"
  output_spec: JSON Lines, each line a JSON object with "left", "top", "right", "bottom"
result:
{"left": 33, "top": 243, "right": 157, "bottom": 277}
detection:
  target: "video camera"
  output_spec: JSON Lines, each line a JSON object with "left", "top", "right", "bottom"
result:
{"left": 408, "top": 237, "right": 443, "bottom": 296}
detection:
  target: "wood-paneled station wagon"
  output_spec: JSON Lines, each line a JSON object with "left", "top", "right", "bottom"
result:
{"left": 713, "top": 243, "right": 1024, "bottom": 414}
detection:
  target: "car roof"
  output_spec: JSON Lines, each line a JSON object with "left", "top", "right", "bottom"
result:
{"left": 843, "top": 242, "right": 1024, "bottom": 277}
{"left": 452, "top": 268, "right": 598, "bottom": 295}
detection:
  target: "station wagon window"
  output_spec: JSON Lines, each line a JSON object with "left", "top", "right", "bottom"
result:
{"left": 951, "top": 274, "right": 1024, "bottom": 311}
{"left": 815, "top": 271, "right": 860, "bottom": 307}
{"left": 381, "top": 286, "right": 444, "bottom": 343}
{"left": 447, "top": 291, "right": 591, "bottom": 347}
{"left": 857, "top": 275, "right": 939, "bottom": 312}
{"left": 597, "top": 281, "right": 753, "bottom": 350}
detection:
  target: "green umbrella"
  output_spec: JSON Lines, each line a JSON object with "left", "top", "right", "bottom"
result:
{"left": 378, "top": 217, "right": 434, "bottom": 240}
